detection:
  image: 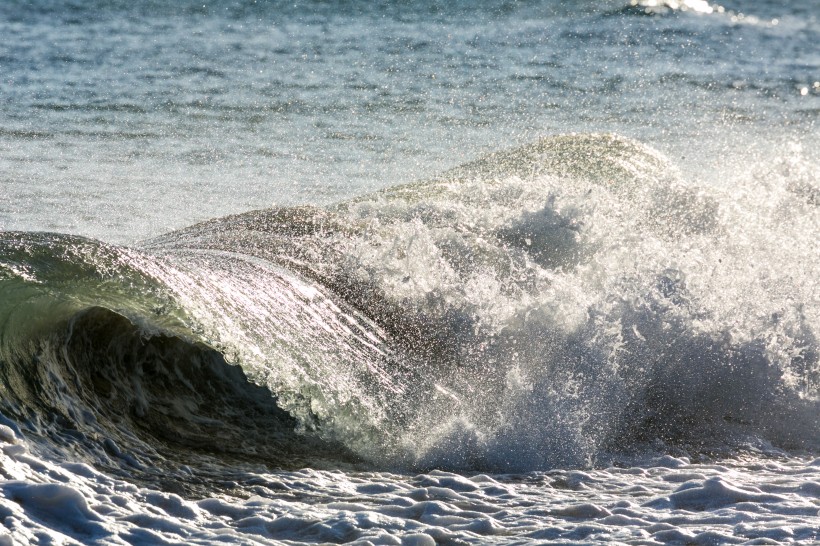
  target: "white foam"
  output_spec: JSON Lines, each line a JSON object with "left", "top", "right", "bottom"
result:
{"left": 2, "top": 430, "right": 819, "bottom": 545}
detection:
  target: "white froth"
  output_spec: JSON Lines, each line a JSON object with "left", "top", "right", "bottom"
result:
{"left": 2, "top": 434, "right": 819, "bottom": 544}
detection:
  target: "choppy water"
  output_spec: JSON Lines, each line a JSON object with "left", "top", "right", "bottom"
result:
{"left": 1, "top": 1, "right": 819, "bottom": 544}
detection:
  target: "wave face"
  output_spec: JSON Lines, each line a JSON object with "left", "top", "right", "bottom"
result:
{"left": 0, "top": 234, "right": 376, "bottom": 492}
{"left": 2, "top": 134, "right": 818, "bottom": 478}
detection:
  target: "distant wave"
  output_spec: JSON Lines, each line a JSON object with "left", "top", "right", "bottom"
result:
{"left": 616, "top": 0, "right": 724, "bottom": 17}
{"left": 1, "top": 134, "right": 817, "bottom": 481}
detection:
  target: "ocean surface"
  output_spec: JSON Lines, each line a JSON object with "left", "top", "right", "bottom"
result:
{"left": 1, "top": 0, "right": 819, "bottom": 544}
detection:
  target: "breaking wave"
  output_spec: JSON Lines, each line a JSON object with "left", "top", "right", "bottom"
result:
{"left": 1, "top": 134, "right": 817, "bottom": 485}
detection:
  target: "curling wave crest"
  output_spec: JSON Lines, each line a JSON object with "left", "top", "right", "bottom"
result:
{"left": 1, "top": 134, "right": 817, "bottom": 480}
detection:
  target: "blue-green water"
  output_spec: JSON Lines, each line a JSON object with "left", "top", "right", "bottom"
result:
{"left": 1, "top": 2, "right": 818, "bottom": 544}
{"left": 2, "top": 0, "right": 816, "bottom": 241}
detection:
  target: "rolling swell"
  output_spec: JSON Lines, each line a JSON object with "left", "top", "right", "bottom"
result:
{"left": 1, "top": 133, "right": 818, "bottom": 480}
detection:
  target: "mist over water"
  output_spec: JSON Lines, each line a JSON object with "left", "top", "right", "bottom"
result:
{"left": 1, "top": 1, "right": 818, "bottom": 544}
